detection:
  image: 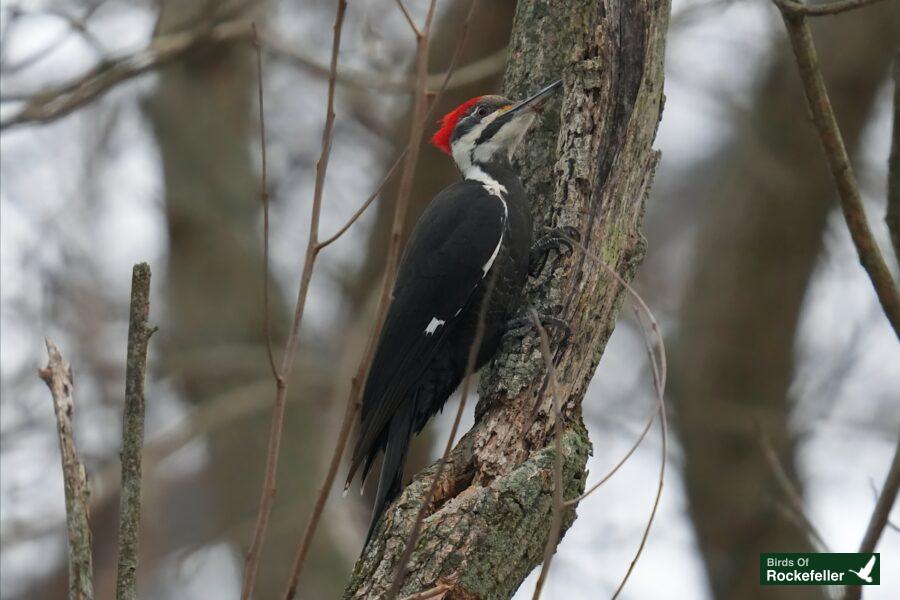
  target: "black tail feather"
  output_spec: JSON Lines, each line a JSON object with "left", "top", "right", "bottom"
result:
{"left": 364, "top": 405, "right": 413, "bottom": 547}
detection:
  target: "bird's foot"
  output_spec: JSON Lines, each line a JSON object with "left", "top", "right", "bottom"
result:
{"left": 529, "top": 226, "right": 581, "bottom": 276}
{"left": 503, "top": 312, "right": 571, "bottom": 343}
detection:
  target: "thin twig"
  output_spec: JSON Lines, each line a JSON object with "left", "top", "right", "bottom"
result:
{"left": 0, "top": 17, "right": 255, "bottom": 130}
{"left": 773, "top": 2, "right": 900, "bottom": 340}
{"left": 384, "top": 259, "right": 497, "bottom": 600}
{"left": 757, "top": 426, "right": 831, "bottom": 553}
{"left": 0, "top": 4, "right": 105, "bottom": 75}
{"left": 251, "top": 24, "right": 280, "bottom": 382}
{"left": 772, "top": 0, "right": 886, "bottom": 17}
{"left": 266, "top": 38, "right": 507, "bottom": 95}
{"left": 563, "top": 308, "right": 663, "bottom": 507}
{"left": 241, "top": 2, "right": 348, "bottom": 598}
{"left": 395, "top": 0, "right": 422, "bottom": 37}
{"left": 529, "top": 307, "right": 565, "bottom": 600}
{"left": 558, "top": 235, "right": 668, "bottom": 506}
{"left": 559, "top": 235, "right": 668, "bottom": 403}
{"left": 281, "top": 323, "right": 376, "bottom": 600}
{"left": 555, "top": 234, "right": 668, "bottom": 599}
{"left": 316, "top": 149, "right": 408, "bottom": 251}
{"left": 115, "top": 263, "right": 157, "bottom": 600}
{"left": 39, "top": 339, "right": 94, "bottom": 600}
{"left": 844, "top": 436, "right": 900, "bottom": 600}
{"left": 0, "top": 16, "right": 506, "bottom": 131}
{"left": 281, "top": 1, "right": 478, "bottom": 595}
{"left": 611, "top": 311, "right": 667, "bottom": 600}
{"left": 887, "top": 54, "right": 900, "bottom": 261}
{"left": 565, "top": 411, "right": 655, "bottom": 506}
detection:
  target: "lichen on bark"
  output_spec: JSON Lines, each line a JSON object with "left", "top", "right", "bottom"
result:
{"left": 344, "top": 0, "right": 670, "bottom": 597}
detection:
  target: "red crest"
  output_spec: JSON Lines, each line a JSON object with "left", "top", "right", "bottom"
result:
{"left": 430, "top": 97, "right": 481, "bottom": 154}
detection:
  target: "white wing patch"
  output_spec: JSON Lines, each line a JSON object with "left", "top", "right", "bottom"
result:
{"left": 424, "top": 317, "right": 446, "bottom": 335}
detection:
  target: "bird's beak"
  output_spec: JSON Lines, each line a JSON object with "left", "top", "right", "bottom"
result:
{"left": 469, "top": 80, "right": 562, "bottom": 160}
{"left": 505, "top": 80, "right": 563, "bottom": 117}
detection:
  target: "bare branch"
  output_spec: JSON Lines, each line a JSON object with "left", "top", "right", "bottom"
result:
{"left": 250, "top": 31, "right": 506, "bottom": 94}
{"left": 773, "top": 2, "right": 900, "bottom": 339}
{"left": 241, "top": 2, "right": 348, "bottom": 597}
{"left": 565, "top": 411, "right": 655, "bottom": 506}
{"left": 772, "top": 0, "right": 887, "bottom": 17}
{"left": 115, "top": 263, "right": 157, "bottom": 600}
{"left": 771, "top": 10, "right": 900, "bottom": 593}
{"left": 394, "top": 0, "right": 422, "bottom": 37}
{"left": 845, "top": 436, "right": 900, "bottom": 600}
{"left": 888, "top": 54, "right": 900, "bottom": 261}
{"left": 0, "top": 15, "right": 507, "bottom": 132}
{"left": 251, "top": 23, "right": 281, "bottom": 383}
{"left": 0, "top": 4, "right": 106, "bottom": 75}
{"left": 0, "top": 18, "right": 254, "bottom": 130}
{"left": 39, "top": 339, "right": 94, "bottom": 600}
{"left": 316, "top": 149, "right": 408, "bottom": 251}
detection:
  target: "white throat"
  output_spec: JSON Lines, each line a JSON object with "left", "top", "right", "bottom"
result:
{"left": 466, "top": 165, "right": 507, "bottom": 199}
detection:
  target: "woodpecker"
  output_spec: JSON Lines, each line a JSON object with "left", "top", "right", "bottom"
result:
{"left": 345, "top": 80, "right": 571, "bottom": 545}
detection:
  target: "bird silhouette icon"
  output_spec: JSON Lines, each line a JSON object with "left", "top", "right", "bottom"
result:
{"left": 848, "top": 555, "right": 876, "bottom": 583}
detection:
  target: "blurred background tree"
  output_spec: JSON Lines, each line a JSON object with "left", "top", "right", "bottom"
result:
{"left": 667, "top": 3, "right": 899, "bottom": 599}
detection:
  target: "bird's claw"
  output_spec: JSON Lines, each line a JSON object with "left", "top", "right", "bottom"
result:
{"left": 503, "top": 313, "right": 572, "bottom": 343}
{"left": 529, "top": 226, "right": 580, "bottom": 276}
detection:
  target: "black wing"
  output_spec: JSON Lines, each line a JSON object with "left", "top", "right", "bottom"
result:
{"left": 347, "top": 181, "right": 506, "bottom": 482}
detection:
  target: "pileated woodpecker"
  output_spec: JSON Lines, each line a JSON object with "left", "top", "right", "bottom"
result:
{"left": 345, "top": 80, "right": 571, "bottom": 544}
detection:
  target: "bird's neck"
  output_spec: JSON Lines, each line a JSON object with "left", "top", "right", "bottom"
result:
{"left": 462, "top": 158, "right": 515, "bottom": 185}
{"left": 462, "top": 159, "right": 521, "bottom": 203}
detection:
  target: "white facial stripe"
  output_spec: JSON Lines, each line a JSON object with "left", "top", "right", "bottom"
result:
{"left": 451, "top": 109, "right": 535, "bottom": 171}
{"left": 450, "top": 110, "right": 504, "bottom": 172}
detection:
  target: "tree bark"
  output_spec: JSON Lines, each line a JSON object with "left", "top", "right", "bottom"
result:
{"left": 39, "top": 340, "right": 94, "bottom": 600}
{"left": 668, "top": 3, "right": 899, "bottom": 600}
{"left": 115, "top": 263, "right": 155, "bottom": 600}
{"left": 344, "top": 0, "right": 670, "bottom": 597}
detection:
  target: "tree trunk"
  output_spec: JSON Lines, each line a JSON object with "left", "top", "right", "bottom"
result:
{"left": 344, "top": 0, "right": 670, "bottom": 597}
{"left": 669, "top": 4, "right": 899, "bottom": 600}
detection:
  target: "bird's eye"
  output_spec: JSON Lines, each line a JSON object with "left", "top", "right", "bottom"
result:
{"left": 475, "top": 106, "right": 488, "bottom": 118}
